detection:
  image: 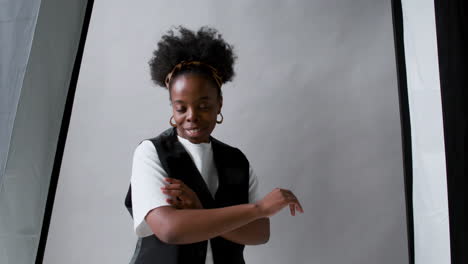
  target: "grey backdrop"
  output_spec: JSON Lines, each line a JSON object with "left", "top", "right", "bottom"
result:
{"left": 43, "top": 0, "right": 408, "bottom": 263}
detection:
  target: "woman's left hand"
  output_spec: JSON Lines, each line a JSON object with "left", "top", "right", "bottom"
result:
{"left": 161, "top": 177, "right": 204, "bottom": 209}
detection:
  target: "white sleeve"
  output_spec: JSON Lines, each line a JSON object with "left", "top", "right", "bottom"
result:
{"left": 248, "top": 164, "right": 262, "bottom": 204}
{"left": 130, "top": 140, "right": 171, "bottom": 237}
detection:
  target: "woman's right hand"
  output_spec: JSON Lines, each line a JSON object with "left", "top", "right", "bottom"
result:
{"left": 255, "top": 188, "right": 304, "bottom": 217}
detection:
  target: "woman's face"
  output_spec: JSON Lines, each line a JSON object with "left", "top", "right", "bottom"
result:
{"left": 169, "top": 74, "right": 222, "bottom": 144}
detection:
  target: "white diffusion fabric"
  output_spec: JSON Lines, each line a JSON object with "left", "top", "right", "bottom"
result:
{"left": 1, "top": 0, "right": 88, "bottom": 263}
{"left": 0, "top": 0, "right": 41, "bottom": 191}
{"left": 402, "top": 1, "right": 451, "bottom": 264}
{"left": 0, "top": 0, "right": 41, "bottom": 263}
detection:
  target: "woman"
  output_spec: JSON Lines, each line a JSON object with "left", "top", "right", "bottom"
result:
{"left": 125, "top": 26, "right": 303, "bottom": 264}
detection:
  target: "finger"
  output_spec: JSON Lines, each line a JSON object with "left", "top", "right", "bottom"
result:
{"left": 162, "top": 189, "right": 183, "bottom": 197}
{"left": 283, "top": 193, "right": 302, "bottom": 213}
{"left": 164, "top": 177, "right": 184, "bottom": 184}
{"left": 295, "top": 199, "right": 304, "bottom": 213}
{"left": 296, "top": 204, "right": 303, "bottom": 213}
{"left": 298, "top": 203, "right": 304, "bottom": 213}
{"left": 161, "top": 190, "right": 178, "bottom": 198}
{"left": 290, "top": 199, "right": 303, "bottom": 213}
{"left": 162, "top": 183, "right": 182, "bottom": 190}
{"left": 289, "top": 204, "right": 295, "bottom": 216}
{"left": 285, "top": 191, "right": 304, "bottom": 213}
{"left": 283, "top": 194, "right": 294, "bottom": 215}
{"left": 177, "top": 192, "right": 191, "bottom": 201}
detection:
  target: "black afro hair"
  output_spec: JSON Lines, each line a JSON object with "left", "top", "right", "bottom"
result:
{"left": 148, "top": 25, "right": 237, "bottom": 94}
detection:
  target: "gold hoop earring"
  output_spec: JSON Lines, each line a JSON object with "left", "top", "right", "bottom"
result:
{"left": 216, "top": 113, "right": 224, "bottom": 124}
{"left": 169, "top": 116, "right": 177, "bottom": 127}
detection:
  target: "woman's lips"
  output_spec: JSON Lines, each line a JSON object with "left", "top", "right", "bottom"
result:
{"left": 185, "top": 127, "right": 206, "bottom": 137}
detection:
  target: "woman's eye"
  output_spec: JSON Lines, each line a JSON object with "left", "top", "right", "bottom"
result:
{"left": 175, "top": 108, "right": 185, "bottom": 112}
{"left": 199, "top": 104, "right": 209, "bottom": 109}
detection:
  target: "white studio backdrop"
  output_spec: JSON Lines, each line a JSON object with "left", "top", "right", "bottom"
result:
{"left": 33, "top": 0, "right": 408, "bottom": 264}
{"left": 0, "top": 0, "right": 88, "bottom": 263}
{"left": 401, "top": 0, "right": 451, "bottom": 263}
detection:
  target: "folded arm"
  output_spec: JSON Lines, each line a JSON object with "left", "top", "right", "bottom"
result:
{"left": 145, "top": 204, "right": 268, "bottom": 245}
{"left": 219, "top": 217, "right": 270, "bottom": 245}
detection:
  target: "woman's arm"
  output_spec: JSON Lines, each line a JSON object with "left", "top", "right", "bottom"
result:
{"left": 156, "top": 179, "right": 300, "bottom": 245}
{"left": 145, "top": 203, "right": 263, "bottom": 244}
{"left": 160, "top": 178, "right": 270, "bottom": 245}
{"left": 219, "top": 217, "right": 270, "bottom": 245}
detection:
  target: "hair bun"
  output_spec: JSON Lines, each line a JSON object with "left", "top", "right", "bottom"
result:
{"left": 148, "top": 25, "right": 237, "bottom": 89}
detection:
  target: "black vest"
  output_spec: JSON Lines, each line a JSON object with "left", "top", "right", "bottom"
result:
{"left": 124, "top": 127, "right": 250, "bottom": 264}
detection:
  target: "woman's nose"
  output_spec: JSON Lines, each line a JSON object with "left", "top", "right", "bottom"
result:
{"left": 186, "top": 108, "right": 199, "bottom": 123}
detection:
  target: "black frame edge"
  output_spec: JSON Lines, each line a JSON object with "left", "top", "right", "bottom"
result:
{"left": 390, "top": 1, "right": 415, "bottom": 264}
{"left": 433, "top": 0, "right": 468, "bottom": 263}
